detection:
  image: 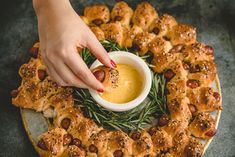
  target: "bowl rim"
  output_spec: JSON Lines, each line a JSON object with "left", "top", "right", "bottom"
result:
{"left": 89, "top": 51, "right": 152, "bottom": 112}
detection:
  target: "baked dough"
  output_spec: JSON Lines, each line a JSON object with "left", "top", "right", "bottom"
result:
{"left": 131, "top": 131, "right": 154, "bottom": 157}
{"left": 189, "top": 112, "right": 217, "bottom": 139}
{"left": 100, "top": 22, "right": 125, "bottom": 47}
{"left": 37, "top": 128, "right": 67, "bottom": 157}
{"left": 149, "top": 14, "right": 177, "bottom": 37}
{"left": 167, "top": 24, "right": 197, "bottom": 45}
{"left": 111, "top": 1, "right": 133, "bottom": 26}
{"left": 187, "top": 87, "right": 222, "bottom": 112}
{"left": 90, "top": 26, "right": 105, "bottom": 41}
{"left": 84, "top": 4, "right": 110, "bottom": 26}
{"left": 132, "top": 2, "right": 158, "bottom": 31}
{"left": 132, "top": 32, "right": 156, "bottom": 55}
{"left": 62, "top": 145, "right": 86, "bottom": 157}
{"left": 11, "top": 1, "right": 222, "bottom": 157}
{"left": 123, "top": 25, "right": 143, "bottom": 48}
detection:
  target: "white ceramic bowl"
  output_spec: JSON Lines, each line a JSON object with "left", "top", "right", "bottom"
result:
{"left": 89, "top": 51, "right": 152, "bottom": 112}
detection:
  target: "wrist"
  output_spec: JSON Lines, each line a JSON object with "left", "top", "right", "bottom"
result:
{"left": 33, "top": 0, "right": 73, "bottom": 18}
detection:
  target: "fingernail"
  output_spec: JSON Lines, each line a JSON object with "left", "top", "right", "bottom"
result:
{"left": 110, "top": 59, "right": 117, "bottom": 68}
{"left": 97, "top": 89, "right": 104, "bottom": 93}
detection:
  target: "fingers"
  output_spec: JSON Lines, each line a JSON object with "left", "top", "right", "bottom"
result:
{"left": 51, "top": 60, "right": 89, "bottom": 89}
{"left": 86, "top": 31, "right": 116, "bottom": 69}
{"left": 44, "top": 50, "right": 89, "bottom": 89}
{"left": 65, "top": 47, "right": 104, "bottom": 90}
{"left": 42, "top": 47, "right": 104, "bottom": 90}
{"left": 43, "top": 57, "right": 67, "bottom": 86}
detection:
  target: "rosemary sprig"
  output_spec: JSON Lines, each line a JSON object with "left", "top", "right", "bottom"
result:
{"left": 75, "top": 40, "right": 168, "bottom": 132}
{"left": 74, "top": 73, "right": 167, "bottom": 132}
{"left": 81, "top": 39, "right": 152, "bottom": 66}
{"left": 80, "top": 48, "right": 96, "bottom": 66}
{"left": 100, "top": 40, "right": 127, "bottom": 52}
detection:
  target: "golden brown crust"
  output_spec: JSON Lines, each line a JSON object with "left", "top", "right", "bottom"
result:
{"left": 132, "top": 2, "right": 158, "bottom": 31}
{"left": 151, "top": 45, "right": 183, "bottom": 73}
{"left": 167, "top": 24, "right": 197, "bottom": 45}
{"left": 151, "top": 128, "right": 173, "bottom": 153}
{"left": 132, "top": 131, "right": 154, "bottom": 157}
{"left": 182, "top": 42, "right": 214, "bottom": 62}
{"left": 189, "top": 112, "right": 216, "bottom": 139}
{"left": 91, "top": 65, "right": 119, "bottom": 90}
{"left": 111, "top": 1, "right": 133, "bottom": 26}
{"left": 167, "top": 97, "right": 192, "bottom": 122}
{"left": 90, "top": 26, "right": 105, "bottom": 41}
{"left": 167, "top": 79, "right": 187, "bottom": 101}
{"left": 163, "top": 119, "right": 188, "bottom": 137}
{"left": 132, "top": 32, "right": 156, "bottom": 55}
{"left": 70, "top": 118, "right": 101, "bottom": 146}
{"left": 187, "top": 60, "right": 217, "bottom": 87}
{"left": 19, "top": 58, "right": 45, "bottom": 82}
{"left": 184, "top": 137, "right": 204, "bottom": 157}
{"left": 62, "top": 145, "right": 86, "bottom": 157}
{"left": 37, "top": 128, "right": 67, "bottom": 157}
{"left": 53, "top": 106, "right": 84, "bottom": 132}
{"left": 123, "top": 25, "right": 143, "bottom": 48}
{"left": 29, "top": 42, "right": 40, "bottom": 58}
{"left": 187, "top": 87, "right": 222, "bottom": 112}
{"left": 12, "top": 80, "right": 43, "bottom": 111}
{"left": 43, "top": 93, "right": 74, "bottom": 118}
{"left": 149, "top": 14, "right": 177, "bottom": 37}
{"left": 12, "top": 77, "right": 67, "bottom": 112}
{"left": 170, "top": 131, "right": 189, "bottom": 156}
{"left": 88, "top": 130, "right": 111, "bottom": 155}
{"left": 164, "top": 60, "right": 187, "bottom": 100}
{"left": 106, "top": 131, "right": 133, "bottom": 156}
{"left": 100, "top": 22, "right": 124, "bottom": 47}
{"left": 149, "top": 37, "right": 173, "bottom": 56}
{"left": 84, "top": 4, "right": 110, "bottom": 26}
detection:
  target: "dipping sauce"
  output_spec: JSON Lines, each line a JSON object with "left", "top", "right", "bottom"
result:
{"left": 100, "top": 64, "right": 143, "bottom": 104}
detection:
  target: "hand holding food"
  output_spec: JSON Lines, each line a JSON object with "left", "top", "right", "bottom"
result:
{"left": 92, "top": 66, "right": 119, "bottom": 89}
{"left": 33, "top": 0, "right": 116, "bottom": 90}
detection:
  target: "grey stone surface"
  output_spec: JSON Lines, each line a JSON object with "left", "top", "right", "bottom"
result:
{"left": 0, "top": 0, "right": 234, "bottom": 156}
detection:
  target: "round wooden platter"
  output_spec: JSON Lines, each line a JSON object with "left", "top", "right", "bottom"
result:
{"left": 20, "top": 75, "right": 222, "bottom": 156}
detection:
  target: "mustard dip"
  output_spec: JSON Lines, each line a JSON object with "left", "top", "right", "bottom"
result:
{"left": 100, "top": 64, "right": 143, "bottom": 104}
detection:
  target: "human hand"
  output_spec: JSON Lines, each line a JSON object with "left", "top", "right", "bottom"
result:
{"left": 33, "top": 0, "right": 116, "bottom": 91}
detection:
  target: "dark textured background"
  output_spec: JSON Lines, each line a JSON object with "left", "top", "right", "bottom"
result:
{"left": 0, "top": 0, "right": 234, "bottom": 157}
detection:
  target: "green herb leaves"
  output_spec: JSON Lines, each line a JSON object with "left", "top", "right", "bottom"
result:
{"left": 74, "top": 73, "right": 167, "bottom": 132}
{"left": 100, "top": 40, "right": 127, "bottom": 52}
{"left": 80, "top": 48, "right": 96, "bottom": 66}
